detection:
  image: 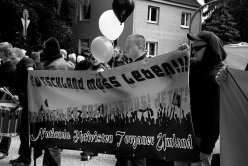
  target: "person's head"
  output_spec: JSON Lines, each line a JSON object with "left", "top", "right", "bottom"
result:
{"left": 77, "top": 55, "right": 85, "bottom": 63}
{"left": 60, "top": 49, "right": 67, "bottom": 59}
{"left": 89, "top": 55, "right": 100, "bottom": 66}
{"left": 30, "top": 51, "right": 40, "bottom": 62}
{"left": 40, "top": 37, "right": 61, "bottom": 62}
{"left": 68, "top": 53, "right": 76, "bottom": 63}
{"left": 7, "top": 47, "right": 25, "bottom": 65}
{"left": 187, "top": 30, "right": 226, "bottom": 66}
{"left": 113, "top": 46, "right": 123, "bottom": 60}
{"left": 125, "top": 34, "right": 146, "bottom": 61}
{"left": 114, "top": 46, "right": 121, "bottom": 57}
{"left": 0, "top": 42, "right": 13, "bottom": 62}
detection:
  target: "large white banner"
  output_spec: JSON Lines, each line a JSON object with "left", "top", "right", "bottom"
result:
{"left": 28, "top": 50, "right": 199, "bottom": 161}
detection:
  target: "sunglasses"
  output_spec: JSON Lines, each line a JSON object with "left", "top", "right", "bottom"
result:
{"left": 192, "top": 45, "right": 207, "bottom": 52}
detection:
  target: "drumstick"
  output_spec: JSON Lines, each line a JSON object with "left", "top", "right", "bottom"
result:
{"left": 0, "top": 88, "right": 5, "bottom": 93}
{"left": 0, "top": 87, "right": 13, "bottom": 98}
{"left": 3, "top": 87, "right": 14, "bottom": 98}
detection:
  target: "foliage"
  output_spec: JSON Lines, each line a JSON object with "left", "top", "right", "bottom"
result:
{"left": 203, "top": 0, "right": 248, "bottom": 42}
{"left": 0, "top": 0, "right": 76, "bottom": 54}
{"left": 202, "top": 2, "right": 240, "bottom": 44}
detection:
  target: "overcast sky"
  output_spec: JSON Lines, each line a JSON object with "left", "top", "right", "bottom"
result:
{"left": 197, "top": 0, "right": 205, "bottom": 5}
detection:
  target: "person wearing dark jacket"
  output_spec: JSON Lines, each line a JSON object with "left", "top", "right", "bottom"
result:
{"left": 8, "top": 47, "right": 34, "bottom": 166}
{"left": 40, "top": 37, "right": 73, "bottom": 166}
{"left": 114, "top": 34, "right": 147, "bottom": 166}
{"left": 175, "top": 31, "right": 227, "bottom": 166}
{"left": 79, "top": 54, "right": 110, "bottom": 161}
{"left": 0, "top": 42, "right": 15, "bottom": 159}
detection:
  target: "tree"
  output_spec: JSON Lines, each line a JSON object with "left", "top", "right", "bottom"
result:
{"left": 228, "top": 0, "right": 248, "bottom": 42}
{"left": 203, "top": 0, "right": 248, "bottom": 42}
{"left": 202, "top": 2, "right": 240, "bottom": 44}
{"left": 0, "top": 0, "right": 76, "bottom": 54}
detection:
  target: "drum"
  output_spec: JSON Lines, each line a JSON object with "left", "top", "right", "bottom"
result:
{"left": 0, "top": 102, "right": 22, "bottom": 137}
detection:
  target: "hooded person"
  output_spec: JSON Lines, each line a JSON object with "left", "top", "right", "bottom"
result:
{"left": 175, "top": 31, "right": 226, "bottom": 166}
{"left": 40, "top": 37, "right": 74, "bottom": 70}
{"left": 39, "top": 37, "right": 73, "bottom": 166}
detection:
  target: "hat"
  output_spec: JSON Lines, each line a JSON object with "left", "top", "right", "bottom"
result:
{"left": 188, "top": 31, "right": 227, "bottom": 64}
{"left": 187, "top": 31, "right": 212, "bottom": 43}
{"left": 42, "top": 37, "right": 61, "bottom": 60}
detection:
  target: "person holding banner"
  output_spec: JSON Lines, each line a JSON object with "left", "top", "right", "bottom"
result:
{"left": 0, "top": 42, "right": 15, "bottom": 160}
{"left": 7, "top": 47, "right": 34, "bottom": 166}
{"left": 175, "top": 31, "right": 227, "bottom": 166}
{"left": 116, "top": 34, "right": 176, "bottom": 166}
{"left": 79, "top": 54, "right": 110, "bottom": 161}
{"left": 115, "top": 34, "right": 151, "bottom": 166}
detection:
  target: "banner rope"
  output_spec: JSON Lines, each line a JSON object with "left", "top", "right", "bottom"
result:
{"left": 226, "top": 68, "right": 248, "bottom": 102}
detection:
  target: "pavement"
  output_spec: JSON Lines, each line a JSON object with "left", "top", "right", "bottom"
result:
{"left": 224, "top": 46, "right": 248, "bottom": 70}
{"left": 0, "top": 136, "right": 117, "bottom": 166}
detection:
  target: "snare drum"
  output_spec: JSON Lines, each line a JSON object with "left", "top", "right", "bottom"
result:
{"left": 0, "top": 102, "right": 22, "bottom": 137}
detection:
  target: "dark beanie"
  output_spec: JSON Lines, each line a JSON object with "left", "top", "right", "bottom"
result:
{"left": 41, "top": 37, "right": 61, "bottom": 61}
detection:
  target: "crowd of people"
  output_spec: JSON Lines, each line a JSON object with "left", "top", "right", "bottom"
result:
{"left": 0, "top": 30, "right": 241, "bottom": 166}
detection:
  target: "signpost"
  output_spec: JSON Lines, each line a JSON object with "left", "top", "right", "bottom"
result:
{"left": 21, "top": 9, "right": 30, "bottom": 39}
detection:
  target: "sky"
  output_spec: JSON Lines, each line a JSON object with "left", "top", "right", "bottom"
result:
{"left": 197, "top": 0, "right": 205, "bottom": 5}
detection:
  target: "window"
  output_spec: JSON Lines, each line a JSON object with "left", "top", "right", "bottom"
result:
{"left": 181, "top": 12, "right": 191, "bottom": 28}
{"left": 79, "top": 0, "right": 91, "bottom": 21}
{"left": 78, "top": 39, "right": 90, "bottom": 55}
{"left": 146, "top": 42, "right": 157, "bottom": 57}
{"left": 147, "top": 6, "right": 159, "bottom": 24}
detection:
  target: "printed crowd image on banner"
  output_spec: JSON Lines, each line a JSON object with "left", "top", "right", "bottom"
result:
{"left": 28, "top": 50, "right": 199, "bottom": 162}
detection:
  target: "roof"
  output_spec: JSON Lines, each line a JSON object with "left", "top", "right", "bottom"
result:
{"left": 163, "top": 0, "right": 201, "bottom": 8}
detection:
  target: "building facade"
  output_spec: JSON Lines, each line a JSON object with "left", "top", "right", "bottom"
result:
{"left": 72, "top": 0, "right": 201, "bottom": 57}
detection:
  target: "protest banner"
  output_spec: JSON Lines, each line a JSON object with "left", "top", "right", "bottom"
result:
{"left": 220, "top": 68, "right": 248, "bottom": 166}
{"left": 28, "top": 50, "right": 199, "bottom": 161}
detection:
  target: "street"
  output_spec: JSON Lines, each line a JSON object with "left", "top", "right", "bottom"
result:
{"left": 0, "top": 136, "right": 117, "bottom": 166}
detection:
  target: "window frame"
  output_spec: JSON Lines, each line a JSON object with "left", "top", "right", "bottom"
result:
{"left": 79, "top": 0, "right": 91, "bottom": 22}
{"left": 146, "top": 41, "right": 158, "bottom": 57}
{"left": 181, "top": 12, "right": 191, "bottom": 29}
{"left": 147, "top": 6, "right": 160, "bottom": 24}
{"left": 78, "top": 39, "right": 90, "bottom": 55}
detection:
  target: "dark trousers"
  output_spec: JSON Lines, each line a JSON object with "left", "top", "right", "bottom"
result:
{"left": 43, "top": 147, "right": 62, "bottom": 166}
{"left": 115, "top": 156, "right": 146, "bottom": 166}
{"left": 18, "top": 108, "right": 31, "bottom": 164}
{"left": 0, "top": 137, "right": 11, "bottom": 155}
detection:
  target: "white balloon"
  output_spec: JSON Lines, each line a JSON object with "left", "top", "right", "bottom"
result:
{"left": 99, "top": 10, "right": 124, "bottom": 41}
{"left": 91, "top": 36, "right": 114, "bottom": 63}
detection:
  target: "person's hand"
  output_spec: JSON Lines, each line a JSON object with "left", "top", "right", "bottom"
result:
{"left": 12, "top": 95, "right": 19, "bottom": 104}
{"left": 215, "top": 66, "right": 228, "bottom": 85}
{"left": 178, "top": 43, "right": 190, "bottom": 50}
{"left": 200, "top": 152, "right": 212, "bottom": 166}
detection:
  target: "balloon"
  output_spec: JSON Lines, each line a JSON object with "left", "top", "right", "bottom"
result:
{"left": 99, "top": 10, "right": 124, "bottom": 41}
{"left": 91, "top": 36, "right": 114, "bottom": 63}
{"left": 112, "top": 0, "right": 135, "bottom": 23}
